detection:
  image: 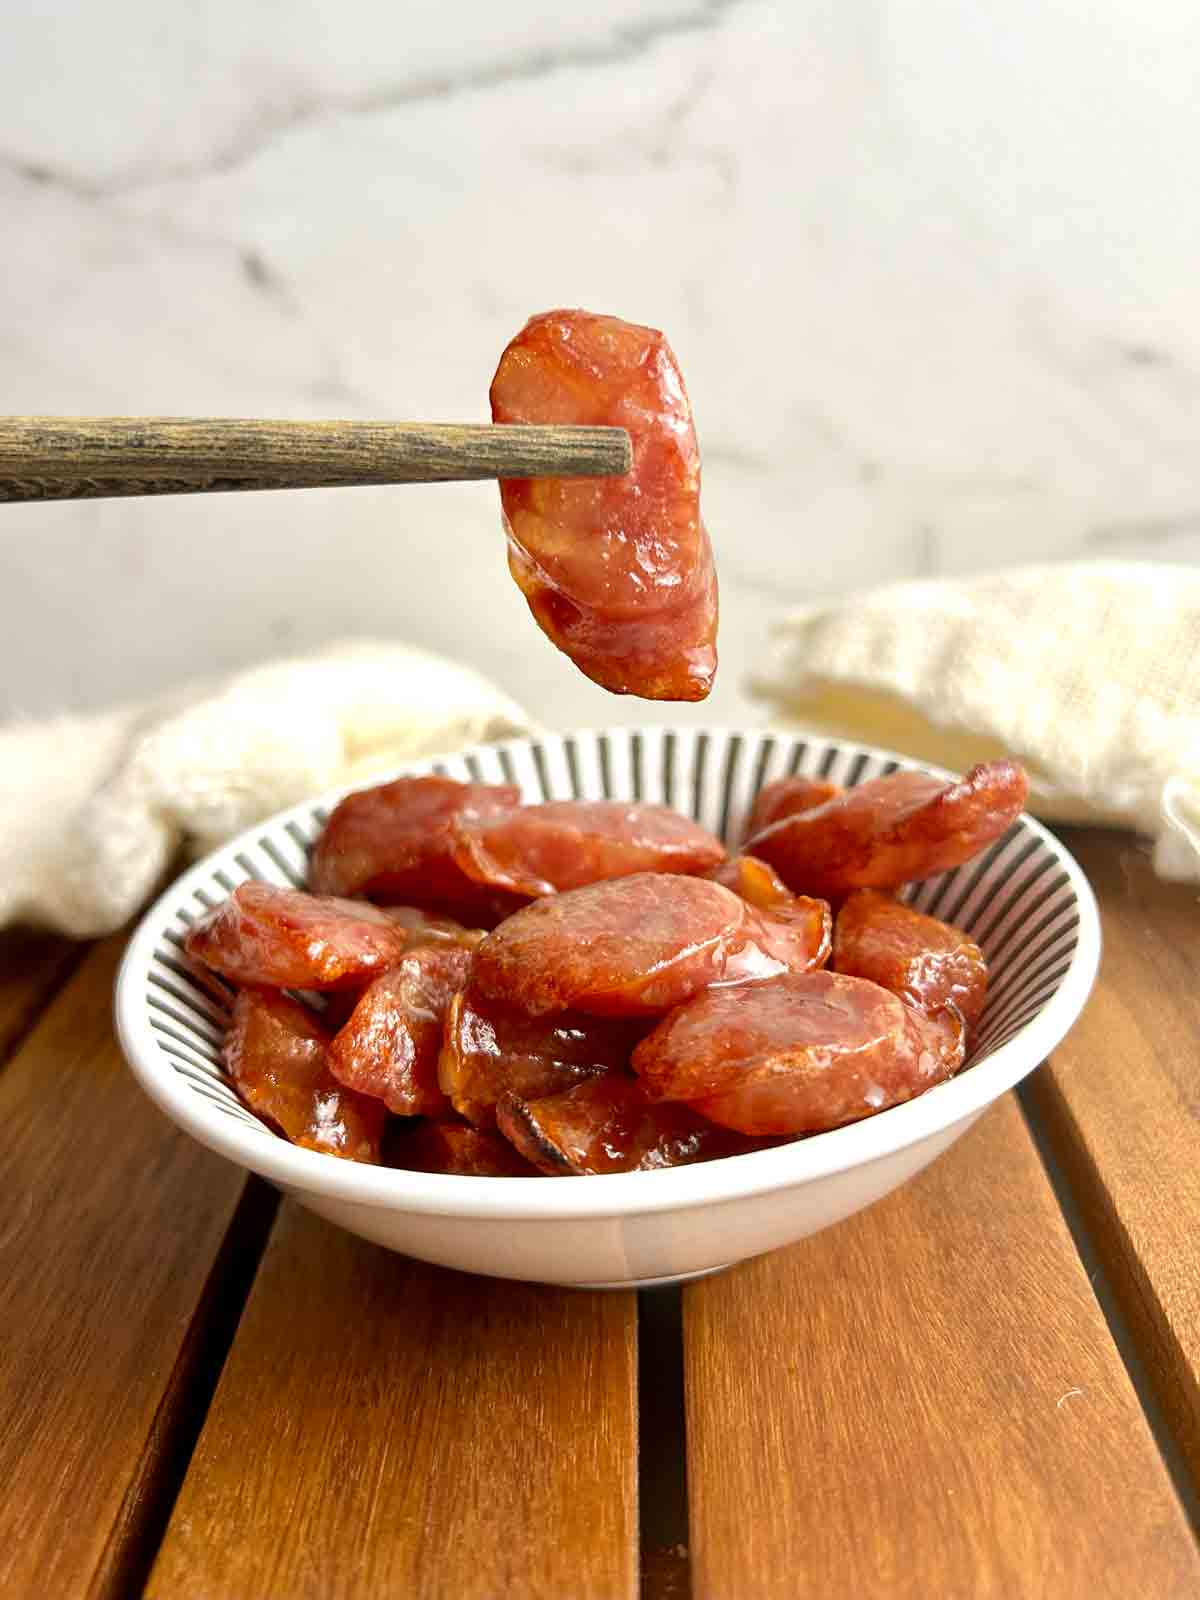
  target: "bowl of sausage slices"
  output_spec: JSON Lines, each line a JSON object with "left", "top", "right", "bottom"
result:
{"left": 116, "top": 726, "right": 1099, "bottom": 1288}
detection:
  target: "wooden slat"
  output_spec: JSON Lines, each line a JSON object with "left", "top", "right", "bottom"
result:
{"left": 0, "top": 926, "right": 78, "bottom": 1061}
{"left": 684, "top": 1097, "right": 1200, "bottom": 1598}
{"left": 148, "top": 1203, "right": 638, "bottom": 1599}
{"left": 0, "top": 935, "right": 253, "bottom": 1600}
{"left": 1024, "top": 828, "right": 1200, "bottom": 1490}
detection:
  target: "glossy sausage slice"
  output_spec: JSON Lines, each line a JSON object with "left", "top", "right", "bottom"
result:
{"left": 832, "top": 889, "right": 988, "bottom": 1027}
{"left": 384, "top": 1118, "right": 541, "bottom": 1177}
{"left": 327, "top": 944, "right": 473, "bottom": 1115}
{"left": 490, "top": 309, "right": 718, "bottom": 701}
{"left": 705, "top": 854, "right": 796, "bottom": 910}
{"left": 496, "top": 1074, "right": 745, "bottom": 1175}
{"left": 744, "top": 776, "right": 841, "bottom": 842}
{"left": 472, "top": 873, "right": 826, "bottom": 1019}
{"left": 745, "top": 761, "right": 1029, "bottom": 899}
{"left": 742, "top": 899, "right": 834, "bottom": 979}
{"left": 704, "top": 856, "right": 833, "bottom": 973}
{"left": 633, "top": 970, "right": 965, "bottom": 1136}
{"left": 223, "top": 989, "right": 384, "bottom": 1162}
{"left": 438, "top": 984, "right": 644, "bottom": 1127}
{"left": 453, "top": 799, "right": 726, "bottom": 898}
{"left": 308, "top": 775, "right": 522, "bottom": 920}
{"left": 383, "top": 905, "right": 487, "bottom": 951}
{"left": 186, "top": 882, "right": 410, "bottom": 991}
{"left": 320, "top": 909, "right": 483, "bottom": 1033}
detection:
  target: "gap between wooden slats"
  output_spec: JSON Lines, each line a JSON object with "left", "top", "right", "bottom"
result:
{"left": 682, "top": 1098, "right": 1200, "bottom": 1599}
{"left": 147, "top": 1204, "right": 639, "bottom": 1600}
{"left": 0, "top": 927, "right": 84, "bottom": 1067}
{"left": 638, "top": 1288, "right": 691, "bottom": 1599}
{"left": 1022, "top": 828, "right": 1200, "bottom": 1511}
{"left": 0, "top": 935, "right": 275, "bottom": 1600}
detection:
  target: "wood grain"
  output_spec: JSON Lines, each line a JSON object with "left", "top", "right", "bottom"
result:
{"left": 148, "top": 1204, "right": 638, "bottom": 1599}
{"left": 0, "top": 935, "right": 252, "bottom": 1599}
{"left": 1024, "top": 829, "right": 1200, "bottom": 1492}
{"left": 684, "top": 1097, "right": 1200, "bottom": 1599}
{"left": 0, "top": 416, "right": 632, "bottom": 501}
{"left": 0, "top": 926, "right": 78, "bottom": 1063}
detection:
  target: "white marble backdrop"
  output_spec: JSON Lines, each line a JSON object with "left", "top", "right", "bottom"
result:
{"left": 3, "top": 0, "right": 1198, "bottom": 726}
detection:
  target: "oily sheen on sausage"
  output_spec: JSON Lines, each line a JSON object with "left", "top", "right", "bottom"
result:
{"left": 832, "top": 889, "right": 988, "bottom": 1027}
{"left": 472, "top": 873, "right": 828, "bottom": 1018}
{"left": 452, "top": 798, "right": 725, "bottom": 898}
{"left": 746, "top": 761, "right": 1028, "bottom": 900}
{"left": 490, "top": 309, "right": 718, "bottom": 701}
{"left": 633, "top": 970, "right": 965, "bottom": 1135}
{"left": 186, "top": 883, "right": 409, "bottom": 991}
{"left": 309, "top": 775, "right": 522, "bottom": 920}
{"left": 223, "top": 989, "right": 384, "bottom": 1162}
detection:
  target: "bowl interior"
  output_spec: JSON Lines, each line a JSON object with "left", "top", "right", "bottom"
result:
{"left": 122, "top": 728, "right": 1091, "bottom": 1187}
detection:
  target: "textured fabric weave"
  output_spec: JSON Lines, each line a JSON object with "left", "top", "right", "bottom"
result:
{"left": 0, "top": 640, "right": 530, "bottom": 935}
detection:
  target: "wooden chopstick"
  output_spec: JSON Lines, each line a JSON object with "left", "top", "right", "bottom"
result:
{"left": 0, "top": 417, "right": 633, "bottom": 503}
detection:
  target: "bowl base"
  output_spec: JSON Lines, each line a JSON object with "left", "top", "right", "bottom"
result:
{"left": 576, "top": 1265, "right": 731, "bottom": 1291}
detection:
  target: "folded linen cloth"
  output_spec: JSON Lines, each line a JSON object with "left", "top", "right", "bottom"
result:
{"left": 749, "top": 562, "right": 1200, "bottom": 882}
{"left": 0, "top": 641, "right": 532, "bottom": 937}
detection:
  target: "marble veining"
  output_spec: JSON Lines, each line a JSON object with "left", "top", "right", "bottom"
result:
{"left": 3, "top": 0, "right": 1198, "bottom": 726}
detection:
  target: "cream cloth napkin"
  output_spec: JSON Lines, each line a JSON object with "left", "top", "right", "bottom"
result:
{"left": 0, "top": 641, "right": 531, "bottom": 937}
{"left": 750, "top": 562, "right": 1200, "bottom": 882}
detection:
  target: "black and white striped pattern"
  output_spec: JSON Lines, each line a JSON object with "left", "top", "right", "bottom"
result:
{"left": 141, "top": 729, "right": 1084, "bottom": 1143}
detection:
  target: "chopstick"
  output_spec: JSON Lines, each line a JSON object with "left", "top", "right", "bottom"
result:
{"left": 0, "top": 417, "right": 633, "bottom": 503}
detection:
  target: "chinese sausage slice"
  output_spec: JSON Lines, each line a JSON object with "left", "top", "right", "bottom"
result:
{"left": 452, "top": 798, "right": 725, "bottom": 898}
{"left": 833, "top": 889, "right": 988, "bottom": 1028}
{"left": 704, "top": 854, "right": 831, "bottom": 948}
{"left": 490, "top": 309, "right": 717, "bottom": 701}
{"left": 383, "top": 905, "right": 487, "bottom": 951}
{"left": 327, "top": 944, "right": 474, "bottom": 1117}
{"left": 743, "top": 776, "right": 841, "bottom": 842}
{"left": 472, "top": 873, "right": 830, "bottom": 1019}
{"left": 705, "top": 853, "right": 797, "bottom": 910}
{"left": 185, "top": 882, "right": 409, "bottom": 991}
{"left": 308, "top": 775, "right": 522, "bottom": 922}
{"left": 223, "top": 989, "right": 384, "bottom": 1163}
{"left": 438, "top": 984, "right": 645, "bottom": 1127}
{"left": 496, "top": 1074, "right": 746, "bottom": 1176}
{"left": 384, "top": 1118, "right": 540, "bottom": 1178}
{"left": 633, "top": 970, "right": 965, "bottom": 1136}
{"left": 320, "top": 906, "right": 485, "bottom": 1035}
{"left": 745, "top": 761, "right": 1029, "bottom": 900}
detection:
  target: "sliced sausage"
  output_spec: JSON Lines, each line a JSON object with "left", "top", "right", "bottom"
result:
{"left": 384, "top": 1118, "right": 541, "bottom": 1177}
{"left": 705, "top": 853, "right": 797, "bottom": 910}
{"left": 308, "top": 774, "right": 522, "bottom": 920}
{"left": 745, "top": 761, "right": 1029, "bottom": 899}
{"left": 186, "top": 882, "right": 409, "bottom": 991}
{"left": 438, "top": 984, "right": 644, "bottom": 1127}
{"left": 633, "top": 970, "right": 965, "bottom": 1136}
{"left": 453, "top": 798, "right": 726, "bottom": 897}
{"left": 704, "top": 855, "right": 833, "bottom": 972}
{"left": 490, "top": 308, "right": 718, "bottom": 701}
{"left": 223, "top": 988, "right": 384, "bottom": 1162}
{"left": 472, "top": 873, "right": 826, "bottom": 1019}
{"left": 496, "top": 1074, "right": 746, "bottom": 1175}
{"left": 744, "top": 776, "right": 841, "bottom": 842}
{"left": 832, "top": 889, "right": 988, "bottom": 1027}
{"left": 327, "top": 944, "right": 473, "bottom": 1116}
{"left": 382, "top": 905, "right": 487, "bottom": 950}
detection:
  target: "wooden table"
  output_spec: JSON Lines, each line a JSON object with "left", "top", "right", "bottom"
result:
{"left": 2, "top": 828, "right": 1198, "bottom": 1598}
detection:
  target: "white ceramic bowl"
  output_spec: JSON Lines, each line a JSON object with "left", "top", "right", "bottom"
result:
{"left": 116, "top": 728, "right": 1100, "bottom": 1288}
